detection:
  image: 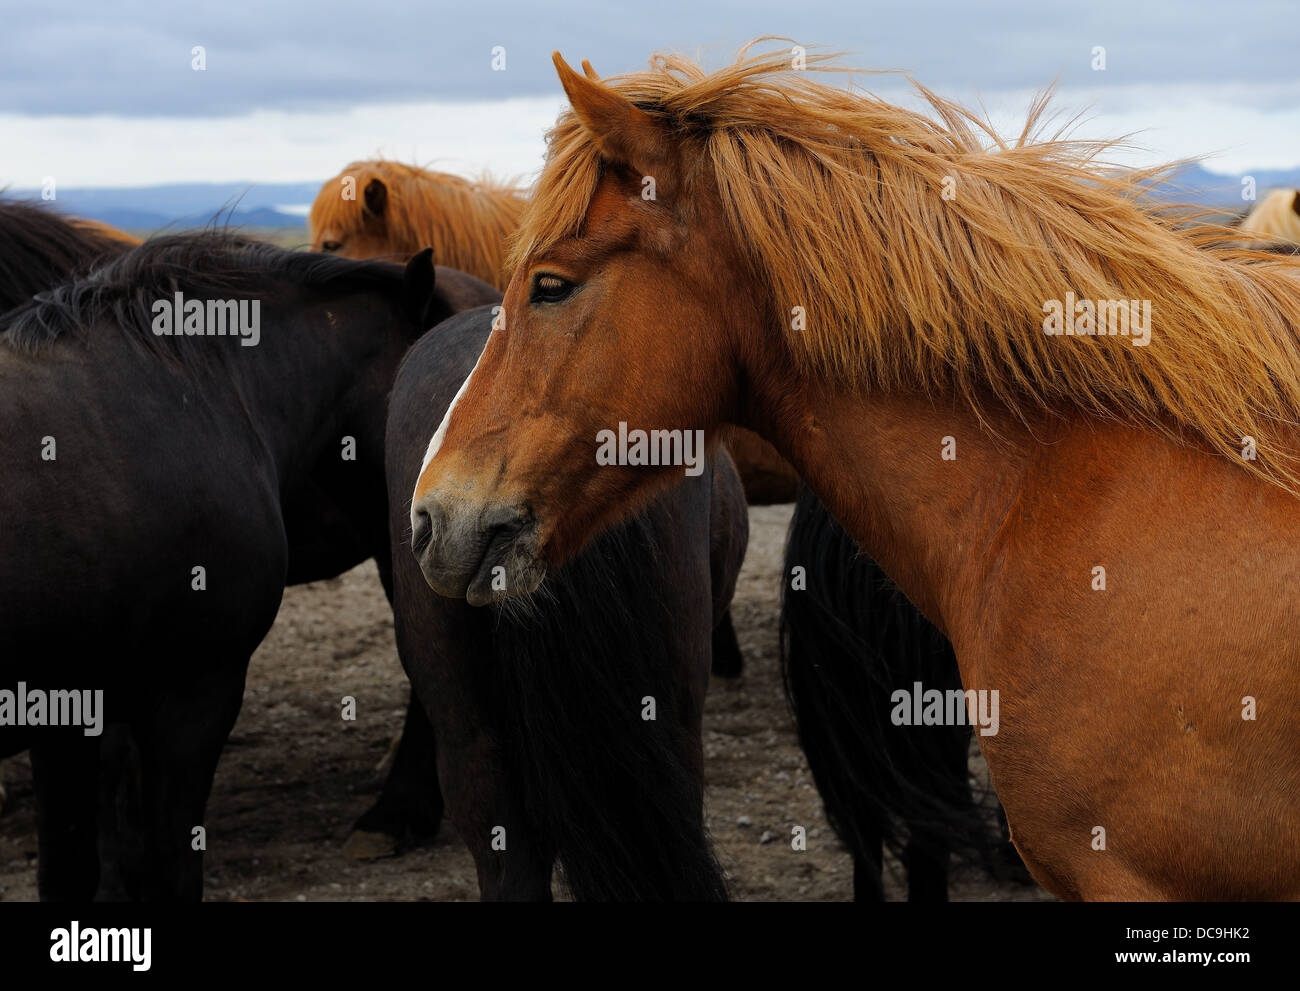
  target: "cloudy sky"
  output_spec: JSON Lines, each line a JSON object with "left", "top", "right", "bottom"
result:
{"left": 3, "top": 0, "right": 1298, "bottom": 190}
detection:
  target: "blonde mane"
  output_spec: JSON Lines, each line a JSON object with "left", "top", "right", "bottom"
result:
{"left": 311, "top": 161, "right": 526, "bottom": 288}
{"left": 1241, "top": 189, "right": 1300, "bottom": 246}
{"left": 516, "top": 42, "right": 1300, "bottom": 494}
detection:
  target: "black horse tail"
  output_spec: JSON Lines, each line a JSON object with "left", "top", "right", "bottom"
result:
{"left": 780, "top": 487, "right": 1003, "bottom": 900}
{"left": 489, "top": 508, "right": 726, "bottom": 902}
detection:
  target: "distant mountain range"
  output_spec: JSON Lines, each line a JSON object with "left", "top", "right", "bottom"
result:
{"left": 1153, "top": 164, "right": 1300, "bottom": 213}
{"left": 5, "top": 165, "right": 1300, "bottom": 233}
{"left": 1, "top": 181, "right": 323, "bottom": 232}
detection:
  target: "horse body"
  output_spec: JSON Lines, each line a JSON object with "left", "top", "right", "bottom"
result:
{"left": 980, "top": 422, "right": 1300, "bottom": 900}
{"left": 0, "top": 210, "right": 188, "bottom": 688}
{"left": 0, "top": 326, "right": 290, "bottom": 662}
{"left": 765, "top": 367, "right": 1300, "bottom": 900}
{"left": 412, "top": 44, "right": 1300, "bottom": 900}
{"left": 1, "top": 327, "right": 290, "bottom": 898}
{"left": 0, "top": 234, "right": 493, "bottom": 898}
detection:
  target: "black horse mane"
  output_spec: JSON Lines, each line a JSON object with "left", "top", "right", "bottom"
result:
{"left": 0, "top": 200, "right": 134, "bottom": 313}
{"left": 1, "top": 228, "right": 405, "bottom": 358}
{"left": 486, "top": 506, "right": 727, "bottom": 901}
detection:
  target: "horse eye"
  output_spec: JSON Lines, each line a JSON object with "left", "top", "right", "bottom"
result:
{"left": 321, "top": 240, "right": 343, "bottom": 252}
{"left": 531, "top": 274, "right": 576, "bottom": 304}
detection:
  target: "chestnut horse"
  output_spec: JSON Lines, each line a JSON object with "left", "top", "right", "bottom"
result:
{"left": 310, "top": 159, "right": 798, "bottom": 504}
{"left": 309, "top": 160, "right": 526, "bottom": 288}
{"left": 412, "top": 44, "right": 1300, "bottom": 900}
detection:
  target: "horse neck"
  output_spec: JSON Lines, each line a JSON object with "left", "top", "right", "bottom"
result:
{"left": 753, "top": 369, "right": 1033, "bottom": 636}
{"left": 226, "top": 286, "right": 399, "bottom": 487}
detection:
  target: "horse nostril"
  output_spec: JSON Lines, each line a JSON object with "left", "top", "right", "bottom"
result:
{"left": 480, "top": 504, "right": 528, "bottom": 535}
{"left": 412, "top": 507, "right": 433, "bottom": 553}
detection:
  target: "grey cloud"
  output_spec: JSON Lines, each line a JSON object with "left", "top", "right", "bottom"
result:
{"left": 1, "top": 0, "right": 1295, "bottom": 117}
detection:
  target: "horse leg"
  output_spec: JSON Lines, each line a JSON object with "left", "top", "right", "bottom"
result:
{"left": 131, "top": 665, "right": 246, "bottom": 901}
{"left": 851, "top": 822, "right": 886, "bottom": 902}
{"left": 471, "top": 823, "right": 554, "bottom": 902}
{"left": 902, "top": 722, "right": 969, "bottom": 901}
{"left": 94, "top": 723, "right": 147, "bottom": 900}
{"left": 710, "top": 609, "right": 744, "bottom": 678}
{"left": 903, "top": 831, "right": 950, "bottom": 901}
{"left": 708, "top": 450, "right": 747, "bottom": 679}
{"left": 344, "top": 690, "right": 444, "bottom": 859}
{"left": 435, "top": 731, "right": 553, "bottom": 901}
{"left": 30, "top": 735, "right": 100, "bottom": 901}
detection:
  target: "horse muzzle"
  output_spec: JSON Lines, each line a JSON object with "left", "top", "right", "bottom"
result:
{"left": 410, "top": 495, "right": 546, "bottom": 605}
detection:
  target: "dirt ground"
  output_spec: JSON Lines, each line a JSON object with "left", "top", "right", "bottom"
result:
{"left": 0, "top": 505, "right": 1051, "bottom": 902}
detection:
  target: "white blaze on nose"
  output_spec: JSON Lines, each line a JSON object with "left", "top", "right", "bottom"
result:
{"left": 411, "top": 349, "right": 484, "bottom": 530}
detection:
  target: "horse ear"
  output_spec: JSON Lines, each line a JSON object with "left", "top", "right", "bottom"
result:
{"left": 402, "top": 248, "right": 440, "bottom": 332}
{"left": 363, "top": 177, "right": 388, "bottom": 220}
{"left": 553, "top": 52, "right": 673, "bottom": 186}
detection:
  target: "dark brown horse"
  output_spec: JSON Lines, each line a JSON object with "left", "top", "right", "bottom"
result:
{"left": 0, "top": 232, "right": 492, "bottom": 898}
{"left": 411, "top": 45, "right": 1300, "bottom": 900}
